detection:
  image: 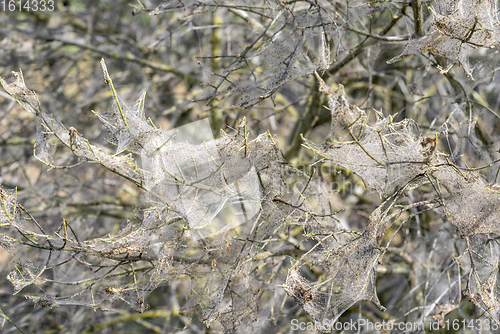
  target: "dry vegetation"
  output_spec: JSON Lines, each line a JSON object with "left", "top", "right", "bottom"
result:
{"left": 1, "top": 0, "right": 500, "bottom": 333}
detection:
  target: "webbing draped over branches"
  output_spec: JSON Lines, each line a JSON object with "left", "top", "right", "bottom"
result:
{"left": 2, "top": 61, "right": 500, "bottom": 331}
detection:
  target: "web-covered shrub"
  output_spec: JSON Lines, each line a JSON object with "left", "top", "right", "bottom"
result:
{"left": 2, "top": 60, "right": 500, "bottom": 332}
